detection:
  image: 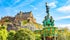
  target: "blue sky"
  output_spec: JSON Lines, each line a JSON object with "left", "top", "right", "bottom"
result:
{"left": 0, "top": 0, "right": 70, "bottom": 28}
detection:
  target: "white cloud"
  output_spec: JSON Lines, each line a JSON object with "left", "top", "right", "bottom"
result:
{"left": 65, "top": 0, "right": 70, "bottom": 5}
{"left": 15, "top": 0, "right": 20, "bottom": 3}
{"left": 55, "top": 16, "right": 70, "bottom": 20}
{"left": 48, "top": 2, "right": 56, "bottom": 8}
{"left": 30, "top": 5, "right": 38, "bottom": 10}
{"left": 15, "top": 0, "right": 34, "bottom": 8}
{"left": 4, "top": 7, "right": 19, "bottom": 16}
{"left": 57, "top": 5, "right": 70, "bottom": 13}
{"left": 60, "top": 24, "right": 70, "bottom": 27}
{"left": 58, "top": 24, "right": 70, "bottom": 29}
{"left": 48, "top": 1, "right": 58, "bottom": 8}
{"left": 30, "top": 5, "right": 34, "bottom": 7}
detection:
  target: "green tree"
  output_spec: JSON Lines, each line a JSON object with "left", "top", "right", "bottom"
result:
{"left": 35, "top": 34, "right": 41, "bottom": 40}
{"left": 7, "top": 30, "right": 16, "bottom": 40}
{"left": 15, "top": 28, "right": 35, "bottom": 40}
{"left": 21, "top": 20, "right": 28, "bottom": 25}
{"left": 0, "top": 25, "right": 8, "bottom": 40}
{"left": 57, "top": 28, "right": 70, "bottom": 40}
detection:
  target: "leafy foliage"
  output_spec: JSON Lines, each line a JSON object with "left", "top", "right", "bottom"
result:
{"left": 21, "top": 20, "right": 28, "bottom": 25}
{"left": 0, "top": 25, "right": 8, "bottom": 40}
{"left": 35, "top": 34, "right": 41, "bottom": 40}
{"left": 7, "top": 30, "right": 16, "bottom": 40}
{"left": 14, "top": 28, "right": 35, "bottom": 40}
{"left": 0, "top": 24, "right": 70, "bottom": 40}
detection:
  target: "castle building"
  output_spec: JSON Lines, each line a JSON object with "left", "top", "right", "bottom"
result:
{"left": 14, "top": 11, "right": 36, "bottom": 23}
{"left": 0, "top": 11, "right": 42, "bottom": 31}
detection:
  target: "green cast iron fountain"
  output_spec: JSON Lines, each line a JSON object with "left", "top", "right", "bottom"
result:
{"left": 42, "top": 3, "right": 58, "bottom": 40}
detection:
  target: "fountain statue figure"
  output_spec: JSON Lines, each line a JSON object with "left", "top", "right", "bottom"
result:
{"left": 43, "top": 3, "right": 54, "bottom": 27}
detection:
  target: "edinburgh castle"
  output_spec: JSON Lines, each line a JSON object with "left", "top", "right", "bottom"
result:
{"left": 0, "top": 11, "right": 36, "bottom": 24}
{"left": 0, "top": 11, "right": 42, "bottom": 31}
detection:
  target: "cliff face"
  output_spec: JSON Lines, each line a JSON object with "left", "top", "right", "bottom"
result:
{"left": 14, "top": 11, "right": 36, "bottom": 23}
{"left": 0, "top": 16, "right": 15, "bottom": 24}
{"left": 0, "top": 11, "right": 36, "bottom": 24}
{"left": 0, "top": 11, "right": 42, "bottom": 31}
